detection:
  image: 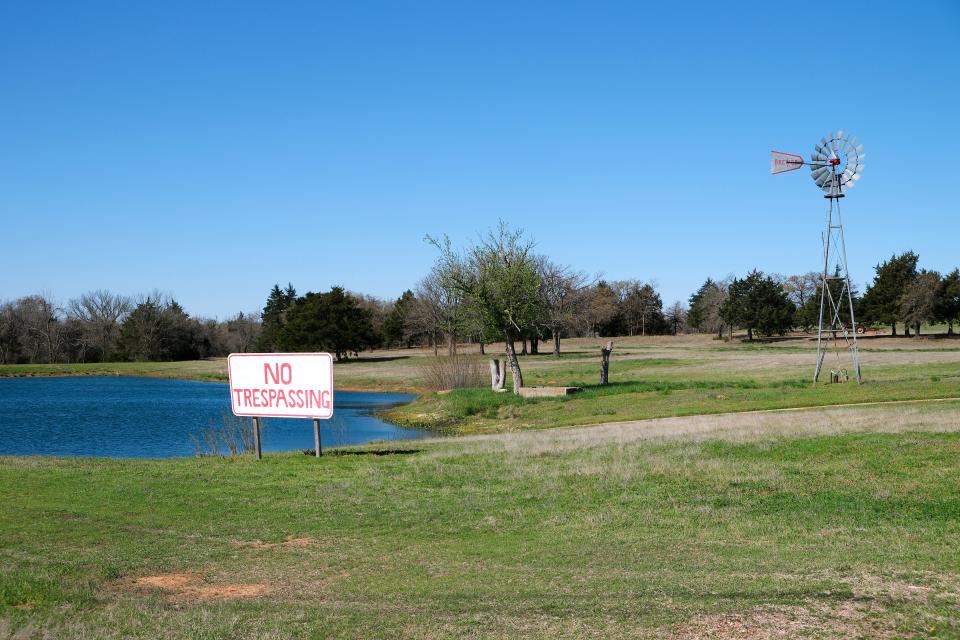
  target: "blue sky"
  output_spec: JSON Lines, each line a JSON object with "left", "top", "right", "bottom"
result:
{"left": 2, "top": 1, "right": 958, "bottom": 318}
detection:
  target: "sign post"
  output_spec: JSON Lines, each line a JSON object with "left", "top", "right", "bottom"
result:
{"left": 252, "top": 417, "right": 262, "bottom": 460}
{"left": 227, "top": 353, "right": 334, "bottom": 460}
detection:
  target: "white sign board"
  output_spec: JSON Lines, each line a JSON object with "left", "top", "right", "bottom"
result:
{"left": 227, "top": 353, "right": 334, "bottom": 419}
{"left": 770, "top": 150, "right": 804, "bottom": 174}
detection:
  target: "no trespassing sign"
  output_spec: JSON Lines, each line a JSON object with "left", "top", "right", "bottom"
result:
{"left": 227, "top": 353, "right": 334, "bottom": 419}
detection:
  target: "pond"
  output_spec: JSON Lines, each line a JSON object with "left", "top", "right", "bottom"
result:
{"left": 0, "top": 377, "right": 425, "bottom": 458}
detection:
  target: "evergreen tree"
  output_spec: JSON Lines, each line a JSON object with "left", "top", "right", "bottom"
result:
{"left": 686, "top": 278, "right": 714, "bottom": 331}
{"left": 279, "top": 287, "right": 377, "bottom": 360}
{"left": 117, "top": 298, "right": 168, "bottom": 361}
{"left": 117, "top": 298, "right": 201, "bottom": 361}
{"left": 935, "top": 268, "right": 960, "bottom": 335}
{"left": 257, "top": 283, "right": 297, "bottom": 350}
{"left": 686, "top": 278, "right": 728, "bottom": 337}
{"left": 163, "top": 301, "right": 200, "bottom": 360}
{"left": 383, "top": 290, "right": 415, "bottom": 347}
{"left": 720, "top": 270, "right": 795, "bottom": 340}
{"left": 860, "top": 252, "right": 919, "bottom": 335}
{"left": 622, "top": 282, "right": 665, "bottom": 336}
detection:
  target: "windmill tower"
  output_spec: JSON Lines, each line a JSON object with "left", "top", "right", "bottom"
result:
{"left": 771, "top": 131, "right": 865, "bottom": 384}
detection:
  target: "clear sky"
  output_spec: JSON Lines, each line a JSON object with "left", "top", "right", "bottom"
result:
{"left": 2, "top": 1, "right": 958, "bottom": 318}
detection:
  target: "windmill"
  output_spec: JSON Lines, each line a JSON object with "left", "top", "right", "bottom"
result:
{"left": 771, "top": 131, "right": 864, "bottom": 384}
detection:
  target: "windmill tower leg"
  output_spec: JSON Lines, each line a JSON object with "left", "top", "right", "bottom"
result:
{"left": 813, "top": 188, "right": 863, "bottom": 384}
{"left": 813, "top": 200, "right": 832, "bottom": 384}
{"left": 835, "top": 198, "right": 863, "bottom": 383}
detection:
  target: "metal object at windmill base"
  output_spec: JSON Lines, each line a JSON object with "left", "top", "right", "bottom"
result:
{"left": 771, "top": 131, "right": 864, "bottom": 384}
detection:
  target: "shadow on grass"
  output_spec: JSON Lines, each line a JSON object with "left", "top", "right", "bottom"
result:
{"left": 738, "top": 335, "right": 809, "bottom": 344}
{"left": 856, "top": 333, "right": 959, "bottom": 341}
{"left": 337, "top": 355, "right": 413, "bottom": 364}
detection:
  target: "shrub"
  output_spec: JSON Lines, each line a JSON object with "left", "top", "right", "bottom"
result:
{"left": 189, "top": 412, "right": 255, "bottom": 457}
{"left": 418, "top": 354, "right": 486, "bottom": 391}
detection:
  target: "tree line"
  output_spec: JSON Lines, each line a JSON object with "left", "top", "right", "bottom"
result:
{"left": 251, "top": 226, "right": 685, "bottom": 381}
{"left": 4, "top": 231, "right": 957, "bottom": 368}
{"left": 686, "top": 251, "right": 959, "bottom": 339}
{"left": 0, "top": 291, "right": 260, "bottom": 365}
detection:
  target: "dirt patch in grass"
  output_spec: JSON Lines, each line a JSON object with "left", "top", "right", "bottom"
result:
{"left": 130, "top": 572, "right": 270, "bottom": 601}
{"left": 132, "top": 573, "right": 197, "bottom": 590}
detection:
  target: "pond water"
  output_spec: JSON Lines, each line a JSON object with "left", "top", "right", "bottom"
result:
{"left": 0, "top": 377, "right": 425, "bottom": 458}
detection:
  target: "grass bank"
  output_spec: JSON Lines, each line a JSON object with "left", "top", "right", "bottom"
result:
{"left": 386, "top": 361, "right": 960, "bottom": 434}
{"left": 2, "top": 401, "right": 959, "bottom": 638}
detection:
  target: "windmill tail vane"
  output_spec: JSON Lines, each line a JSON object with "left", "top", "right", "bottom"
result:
{"left": 772, "top": 130, "right": 865, "bottom": 385}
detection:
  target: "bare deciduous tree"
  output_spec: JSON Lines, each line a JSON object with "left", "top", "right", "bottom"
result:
{"left": 67, "top": 290, "right": 132, "bottom": 362}
{"left": 537, "top": 258, "right": 588, "bottom": 357}
{"left": 0, "top": 301, "right": 22, "bottom": 364}
{"left": 410, "top": 267, "right": 463, "bottom": 356}
{"left": 783, "top": 272, "right": 820, "bottom": 310}
{"left": 224, "top": 311, "right": 262, "bottom": 353}
{"left": 575, "top": 282, "right": 619, "bottom": 337}
{"left": 666, "top": 301, "right": 687, "bottom": 335}
{"left": 16, "top": 294, "right": 65, "bottom": 363}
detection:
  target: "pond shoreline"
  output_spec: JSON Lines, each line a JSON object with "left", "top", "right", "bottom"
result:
{"left": 0, "top": 376, "right": 425, "bottom": 458}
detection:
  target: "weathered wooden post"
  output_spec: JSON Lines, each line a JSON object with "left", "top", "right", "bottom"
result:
{"left": 600, "top": 341, "right": 613, "bottom": 385}
{"left": 489, "top": 359, "right": 506, "bottom": 391}
{"left": 313, "top": 418, "right": 322, "bottom": 457}
{"left": 252, "top": 417, "right": 262, "bottom": 460}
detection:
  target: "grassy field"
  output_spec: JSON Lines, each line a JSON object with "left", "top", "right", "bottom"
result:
{"left": 2, "top": 401, "right": 959, "bottom": 638}
{"left": 3, "top": 334, "right": 960, "bottom": 637}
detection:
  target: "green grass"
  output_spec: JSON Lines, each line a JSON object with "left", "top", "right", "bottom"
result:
{"left": 2, "top": 421, "right": 959, "bottom": 638}
{"left": 387, "top": 361, "right": 960, "bottom": 433}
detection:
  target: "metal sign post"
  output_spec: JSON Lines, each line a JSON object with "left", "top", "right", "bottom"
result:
{"left": 227, "top": 353, "right": 335, "bottom": 460}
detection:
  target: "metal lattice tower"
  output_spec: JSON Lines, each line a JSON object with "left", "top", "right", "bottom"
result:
{"left": 771, "top": 131, "right": 865, "bottom": 384}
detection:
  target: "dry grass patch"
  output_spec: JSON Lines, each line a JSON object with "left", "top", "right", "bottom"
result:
{"left": 129, "top": 573, "right": 270, "bottom": 601}
{"left": 450, "top": 400, "right": 960, "bottom": 458}
{"left": 672, "top": 570, "right": 959, "bottom": 639}
{"left": 231, "top": 536, "right": 316, "bottom": 550}
{"left": 672, "top": 601, "right": 886, "bottom": 640}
